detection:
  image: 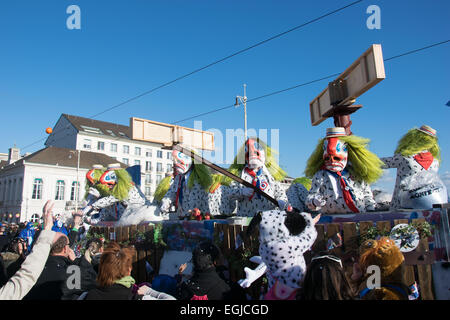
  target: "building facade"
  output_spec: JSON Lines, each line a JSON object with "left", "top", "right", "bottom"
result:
{"left": 45, "top": 114, "right": 174, "bottom": 198}
{"left": 0, "top": 146, "right": 125, "bottom": 223}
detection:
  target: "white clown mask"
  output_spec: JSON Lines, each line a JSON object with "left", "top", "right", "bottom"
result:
{"left": 245, "top": 139, "right": 266, "bottom": 170}
{"left": 172, "top": 150, "right": 192, "bottom": 175}
{"left": 323, "top": 137, "right": 348, "bottom": 172}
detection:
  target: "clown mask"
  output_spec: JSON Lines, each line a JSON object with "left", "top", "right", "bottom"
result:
{"left": 323, "top": 138, "right": 348, "bottom": 172}
{"left": 172, "top": 150, "right": 192, "bottom": 175}
{"left": 245, "top": 139, "right": 266, "bottom": 170}
{"left": 99, "top": 170, "right": 118, "bottom": 189}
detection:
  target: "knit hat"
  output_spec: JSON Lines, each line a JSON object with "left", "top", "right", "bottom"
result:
{"left": 359, "top": 237, "right": 404, "bottom": 278}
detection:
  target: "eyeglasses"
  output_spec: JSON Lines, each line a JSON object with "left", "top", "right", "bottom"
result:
{"left": 311, "top": 255, "right": 343, "bottom": 268}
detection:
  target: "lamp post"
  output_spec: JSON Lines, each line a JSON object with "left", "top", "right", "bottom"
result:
{"left": 69, "top": 150, "right": 81, "bottom": 212}
{"left": 235, "top": 84, "right": 248, "bottom": 141}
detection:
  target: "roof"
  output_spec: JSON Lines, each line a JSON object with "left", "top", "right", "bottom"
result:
{"left": 0, "top": 146, "right": 127, "bottom": 171}
{"left": 62, "top": 114, "right": 131, "bottom": 139}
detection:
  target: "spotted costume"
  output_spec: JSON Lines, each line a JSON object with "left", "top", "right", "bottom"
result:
{"left": 285, "top": 183, "right": 308, "bottom": 212}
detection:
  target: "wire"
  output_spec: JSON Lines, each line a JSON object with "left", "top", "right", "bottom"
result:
{"left": 172, "top": 40, "right": 450, "bottom": 124}
{"left": 88, "top": 0, "right": 363, "bottom": 119}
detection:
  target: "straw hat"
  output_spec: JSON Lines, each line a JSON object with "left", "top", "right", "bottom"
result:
{"left": 417, "top": 125, "right": 437, "bottom": 137}
{"left": 325, "top": 127, "right": 347, "bottom": 138}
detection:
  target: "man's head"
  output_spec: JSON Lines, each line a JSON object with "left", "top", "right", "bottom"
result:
{"left": 192, "top": 241, "right": 220, "bottom": 272}
{"left": 50, "top": 234, "right": 71, "bottom": 257}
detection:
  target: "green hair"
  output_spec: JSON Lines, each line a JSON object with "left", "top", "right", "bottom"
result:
{"left": 305, "top": 135, "right": 383, "bottom": 184}
{"left": 187, "top": 163, "right": 213, "bottom": 191}
{"left": 84, "top": 169, "right": 110, "bottom": 199}
{"left": 292, "top": 177, "right": 312, "bottom": 191}
{"left": 220, "top": 138, "right": 287, "bottom": 186}
{"left": 153, "top": 176, "right": 172, "bottom": 202}
{"left": 110, "top": 169, "right": 133, "bottom": 201}
{"left": 395, "top": 128, "right": 440, "bottom": 162}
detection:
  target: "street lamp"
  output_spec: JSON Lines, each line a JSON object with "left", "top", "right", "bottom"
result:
{"left": 69, "top": 150, "right": 81, "bottom": 212}
{"left": 235, "top": 84, "right": 248, "bottom": 141}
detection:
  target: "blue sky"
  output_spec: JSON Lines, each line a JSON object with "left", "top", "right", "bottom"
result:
{"left": 0, "top": 0, "right": 449, "bottom": 193}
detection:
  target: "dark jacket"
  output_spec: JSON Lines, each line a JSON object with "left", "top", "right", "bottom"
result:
{"left": 85, "top": 284, "right": 142, "bottom": 300}
{"left": 177, "top": 267, "right": 235, "bottom": 300}
{"left": 23, "top": 255, "right": 97, "bottom": 300}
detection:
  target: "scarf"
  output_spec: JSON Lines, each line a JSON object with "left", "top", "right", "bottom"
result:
{"left": 331, "top": 170, "right": 359, "bottom": 213}
{"left": 244, "top": 167, "right": 263, "bottom": 201}
{"left": 115, "top": 276, "right": 135, "bottom": 288}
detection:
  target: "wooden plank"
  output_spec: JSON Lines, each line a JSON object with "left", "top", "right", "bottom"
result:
{"left": 136, "top": 224, "right": 146, "bottom": 283}
{"left": 326, "top": 223, "right": 343, "bottom": 257}
{"left": 376, "top": 220, "right": 391, "bottom": 235}
{"left": 413, "top": 218, "right": 434, "bottom": 300}
{"left": 342, "top": 222, "right": 358, "bottom": 276}
{"left": 359, "top": 221, "right": 373, "bottom": 235}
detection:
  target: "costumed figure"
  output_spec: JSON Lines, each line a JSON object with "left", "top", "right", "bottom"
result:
{"left": 82, "top": 164, "right": 109, "bottom": 221}
{"left": 223, "top": 137, "right": 288, "bottom": 217}
{"left": 305, "top": 127, "right": 383, "bottom": 214}
{"left": 153, "top": 173, "right": 173, "bottom": 205}
{"left": 356, "top": 237, "right": 415, "bottom": 300}
{"left": 238, "top": 208, "right": 320, "bottom": 300}
{"left": 381, "top": 125, "right": 447, "bottom": 210}
{"left": 285, "top": 177, "right": 311, "bottom": 212}
{"left": 206, "top": 174, "right": 238, "bottom": 216}
{"left": 160, "top": 149, "right": 213, "bottom": 218}
{"left": 85, "top": 163, "right": 164, "bottom": 225}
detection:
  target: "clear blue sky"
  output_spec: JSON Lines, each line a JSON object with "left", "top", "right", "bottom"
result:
{"left": 1, "top": 0, "right": 449, "bottom": 193}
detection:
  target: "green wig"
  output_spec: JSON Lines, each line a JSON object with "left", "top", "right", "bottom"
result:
{"left": 110, "top": 169, "right": 133, "bottom": 201}
{"left": 219, "top": 137, "right": 287, "bottom": 186}
{"left": 394, "top": 128, "right": 440, "bottom": 162}
{"left": 292, "top": 177, "right": 312, "bottom": 191}
{"left": 304, "top": 135, "right": 383, "bottom": 184}
{"left": 84, "top": 169, "right": 110, "bottom": 199}
{"left": 187, "top": 163, "right": 213, "bottom": 191}
{"left": 153, "top": 176, "right": 173, "bottom": 202}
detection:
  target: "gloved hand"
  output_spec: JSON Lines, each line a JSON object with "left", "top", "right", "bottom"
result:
{"left": 160, "top": 199, "right": 171, "bottom": 213}
{"left": 238, "top": 261, "right": 267, "bottom": 289}
{"left": 88, "top": 187, "right": 100, "bottom": 198}
{"left": 307, "top": 195, "right": 326, "bottom": 211}
{"left": 241, "top": 187, "right": 254, "bottom": 197}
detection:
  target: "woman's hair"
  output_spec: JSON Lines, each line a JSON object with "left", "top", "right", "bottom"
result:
{"left": 300, "top": 257, "right": 355, "bottom": 300}
{"left": 97, "top": 243, "right": 136, "bottom": 287}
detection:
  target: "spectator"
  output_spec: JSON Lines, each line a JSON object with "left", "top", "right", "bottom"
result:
{"left": 0, "top": 200, "right": 60, "bottom": 300}
{"left": 23, "top": 215, "right": 97, "bottom": 300}
{"left": 176, "top": 241, "right": 245, "bottom": 300}
{"left": 297, "top": 254, "right": 355, "bottom": 300}
{"left": 85, "top": 244, "right": 141, "bottom": 300}
{"left": 84, "top": 237, "right": 104, "bottom": 274}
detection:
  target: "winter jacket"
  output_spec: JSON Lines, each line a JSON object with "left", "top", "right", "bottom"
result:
{"left": 85, "top": 277, "right": 142, "bottom": 300}
{"left": 177, "top": 267, "right": 235, "bottom": 300}
{"left": 0, "top": 230, "right": 55, "bottom": 300}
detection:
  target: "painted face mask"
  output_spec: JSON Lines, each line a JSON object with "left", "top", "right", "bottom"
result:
{"left": 99, "top": 170, "right": 118, "bottom": 188}
{"left": 172, "top": 150, "right": 192, "bottom": 175}
{"left": 86, "top": 169, "right": 97, "bottom": 185}
{"left": 245, "top": 139, "right": 266, "bottom": 170}
{"left": 323, "top": 138, "right": 348, "bottom": 172}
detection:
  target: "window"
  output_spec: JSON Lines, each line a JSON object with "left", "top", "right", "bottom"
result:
{"left": 134, "top": 160, "right": 141, "bottom": 166}
{"left": 146, "top": 149, "right": 152, "bottom": 157}
{"left": 167, "top": 152, "right": 172, "bottom": 160}
{"left": 32, "top": 179, "right": 43, "bottom": 200}
{"left": 97, "top": 141, "right": 105, "bottom": 151}
{"left": 157, "top": 150, "right": 163, "bottom": 158}
{"left": 145, "top": 187, "right": 151, "bottom": 196}
{"left": 80, "top": 125, "right": 103, "bottom": 135}
{"left": 110, "top": 143, "right": 117, "bottom": 152}
{"left": 135, "top": 147, "right": 141, "bottom": 156}
{"left": 30, "top": 214, "right": 40, "bottom": 223}
{"left": 156, "top": 175, "right": 162, "bottom": 185}
{"left": 123, "top": 145, "right": 129, "bottom": 154}
{"left": 145, "top": 161, "right": 152, "bottom": 171}
{"left": 167, "top": 163, "right": 172, "bottom": 173}
{"left": 145, "top": 174, "right": 152, "bottom": 184}
{"left": 83, "top": 139, "right": 91, "bottom": 149}
{"left": 157, "top": 162, "right": 163, "bottom": 172}
{"left": 55, "top": 180, "right": 65, "bottom": 200}
{"left": 106, "top": 130, "right": 116, "bottom": 137}
{"left": 70, "top": 181, "right": 80, "bottom": 201}
{"left": 122, "top": 158, "right": 129, "bottom": 165}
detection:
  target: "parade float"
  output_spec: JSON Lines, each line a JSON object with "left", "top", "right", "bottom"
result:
{"left": 81, "top": 45, "right": 449, "bottom": 300}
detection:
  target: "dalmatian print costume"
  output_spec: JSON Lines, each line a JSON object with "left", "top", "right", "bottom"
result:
{"left": 285, "top": 183, "right": 308, "bottom": 212}
{"left": 90, "top": 186, "right": 146, "bottom": 221}
{"left": 306, "top": 169, "right": 376, "bottom": 214}
{"left": 228, "top": 165, "right": 288, "bottom": 217}
{"left": 259, "top": 209, "right": 317, "bottom": 289}
{"left": 160, "top": 171, "right": 210, "bottom": 217}
{"left": 381, "top": 152, "right": 440, "bottom": 210}
{"left": 207, "top": 184, "right": 237, "bottom": 216}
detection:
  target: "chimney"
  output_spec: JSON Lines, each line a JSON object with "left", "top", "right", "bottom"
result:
{"left": 8, "top": 146, "right": 20, "bottom": 164}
